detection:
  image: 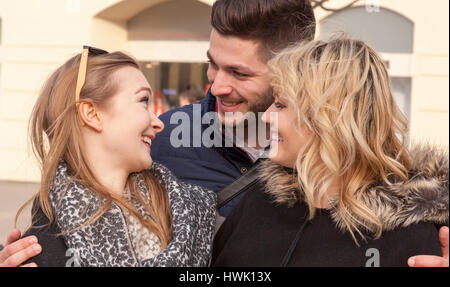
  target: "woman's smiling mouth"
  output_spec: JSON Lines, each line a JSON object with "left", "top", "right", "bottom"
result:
{"left": 141, "top": 135, "right": 153, "bottom": 149}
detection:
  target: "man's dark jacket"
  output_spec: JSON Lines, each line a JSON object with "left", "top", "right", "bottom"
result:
{"left": 23, "top": 90, "right": 255, "bottom": 266}
{"left": 151, "top": 90, "right": 255, "bottom": 217}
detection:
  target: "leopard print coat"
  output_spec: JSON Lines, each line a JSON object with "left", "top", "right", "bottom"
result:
{"left": 49, "top": 161, "right": 217, "bottom": 267}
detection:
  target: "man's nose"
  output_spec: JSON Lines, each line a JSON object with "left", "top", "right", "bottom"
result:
{"left": 210, "top": 70, "right": 233, "bottom": 96}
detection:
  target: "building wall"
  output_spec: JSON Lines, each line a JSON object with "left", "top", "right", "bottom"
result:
{"left": 0, "top": 0, "right": 214, "bottom": 182}
{"left": 0, "top": 0, "right": 448, "bottom": 182}
{"left": 315, "top": 0, "right": 449, "bottom": 147}
{"left": 0, "top": 0, "right": 89, "bottom": 182}
{"left": 127, "top": 0, "right": 212, "bottom": 39}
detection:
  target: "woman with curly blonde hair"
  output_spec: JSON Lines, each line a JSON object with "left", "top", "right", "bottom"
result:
{"left": 212, "top": 38, "right": 448, "bottom": 267}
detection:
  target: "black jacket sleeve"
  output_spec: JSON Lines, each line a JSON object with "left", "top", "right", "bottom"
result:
{"left": 22, "top": 201, "right": 68, "bottom": 267}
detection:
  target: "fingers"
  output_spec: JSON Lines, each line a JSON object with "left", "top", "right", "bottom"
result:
{"left": 0, "top": 242, "right": 42, "bottom": 267}
{"left": 439, "top": 226, "right": 449, "bottom": 259}
{"left": 0, "top": 235, "right": 37, "bottom": 263}
{"left": 408, "top": 255, "right": 449, "bottom": 267}
{"left": 407, "top": 227, "right": 449, "bottom": 267}
{"left": 20, "top": 262, "right": 37, "bottom": 267}
{"left": 0, "top": 236, "right": 41, "bottom": 267}
{"left": 5, "top": 229, "right": 21, "bottom": 246}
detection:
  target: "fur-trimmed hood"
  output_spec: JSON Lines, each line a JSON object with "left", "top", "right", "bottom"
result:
{"left": 258, "top": 144, "right": 449, "bottom": 233}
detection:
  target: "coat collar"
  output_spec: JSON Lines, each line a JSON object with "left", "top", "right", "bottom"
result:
{"left": 49, "top": 161, "right": 217, "bottom": 266}
{"left": 258, "top": 144, "right": 449, "bottom": 233}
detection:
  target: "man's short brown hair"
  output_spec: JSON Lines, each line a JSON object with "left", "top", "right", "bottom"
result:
{"left": 211, "top": 0, "right": 316, "bottom": 60}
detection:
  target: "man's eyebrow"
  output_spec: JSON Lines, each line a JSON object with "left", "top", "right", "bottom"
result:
{"left": 207, "top": 50, "right": 255, "bottom": 74}
{"left": 135, "top": 87, "right": 153, "bottom": 97}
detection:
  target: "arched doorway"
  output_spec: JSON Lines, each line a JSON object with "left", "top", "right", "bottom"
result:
{"left": 128, "top": 0, "right": 211, "bottom": 113}
{"left": 319, "top": 6, "right": 415, "bottom": 121}
{"left": 93, "top": 0, "right": 212, "bottom": 114}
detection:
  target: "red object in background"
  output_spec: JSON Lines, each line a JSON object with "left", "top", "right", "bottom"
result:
{"left": 205, "top": 83, "right": 211, "bottom": 96}
{"left": 154, "top": 90, "right": 165, "bottom": 116}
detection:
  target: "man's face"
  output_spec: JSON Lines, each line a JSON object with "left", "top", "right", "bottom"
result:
{"left": 207, "top": 29, "right": 274, "bottom": 127}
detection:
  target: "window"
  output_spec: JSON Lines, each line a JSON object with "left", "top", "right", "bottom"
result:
{"left": 140, "top": 61, "right": 210, "bottom": 114}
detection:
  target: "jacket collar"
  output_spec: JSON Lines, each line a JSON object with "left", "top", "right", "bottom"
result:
{"left": 258, "top": 144, "right": 449, "bottom": 232}
{"left": 203, "top": 87, "right": 217, "bottom": 115}
{"left": 49, "top": 161, "right": 217, "bottom": 266}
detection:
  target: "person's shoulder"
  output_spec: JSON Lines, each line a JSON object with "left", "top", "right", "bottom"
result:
{"left": 350, "top": 143, "right": 449, "bottom": 233}
{"left": 156, "top": 103, "right": 200, "bottom": 141}
{"left": 22, "top": 202, "right": 68, "bottom": 266}
{"left": 23, "top": 225, "right": 68, "bottom": 267}
{"left": 376, "top": 221, "right": 441, "bottom": 264}
{"left": 382, "top": 221, "right": 439, "bottom": 244}
{"left": 148, "top": 161, "right": 216, "bottom": 203}
{"left": 222, "top": 179, "right": 269, "bottom": 217}
{"left": 159, "top": 103, "right": 195, "bottom": 120}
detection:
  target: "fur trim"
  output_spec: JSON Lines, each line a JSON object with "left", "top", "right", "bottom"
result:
{"left": 259, "top": 144, "right": 449, "bottom": 233}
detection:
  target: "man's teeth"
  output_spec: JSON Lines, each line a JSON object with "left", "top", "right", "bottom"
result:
{"left": 141, "top": 136, "right": 152, "bottom": 145}
{"left": 222, "top": 100, "right": 242, "bottom": 107}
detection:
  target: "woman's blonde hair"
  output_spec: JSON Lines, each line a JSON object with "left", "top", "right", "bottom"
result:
{"left": 268, "top": 38, "right": 411, "bottom": 243}
{"left": 16, "top": 51, "right": 173, "bottom": 248}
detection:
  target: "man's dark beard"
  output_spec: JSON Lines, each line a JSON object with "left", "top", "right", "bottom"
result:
{"left": 242, "top": 86, "right": 274, "bottom": 128}
{"left": 248, "top": 86, "right": 274, "bottom": 116}
{"left": 222, "top": 87, "right": 274, "bottom": 146}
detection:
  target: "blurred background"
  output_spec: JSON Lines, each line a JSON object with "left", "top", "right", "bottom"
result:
{"left": 0, "top": 0, "right": 448, "bottom": 242}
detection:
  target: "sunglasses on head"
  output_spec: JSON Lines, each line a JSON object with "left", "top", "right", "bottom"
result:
{"left": 75, "top": 45, "right": 108, "bottom": 126}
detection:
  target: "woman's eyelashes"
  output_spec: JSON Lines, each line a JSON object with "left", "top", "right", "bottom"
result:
{"left": 140, "top": 95, "right": 150, "bottom": 105}
{"left": 274, "top": 101, "right": 286, "bottom": 109}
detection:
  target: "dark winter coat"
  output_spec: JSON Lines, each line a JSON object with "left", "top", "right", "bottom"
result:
{"left": 212, "top": 145, "right": 448, "bottom": 267}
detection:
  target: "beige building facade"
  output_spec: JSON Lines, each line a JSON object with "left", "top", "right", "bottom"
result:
{"left": 0, "top": 0, "right": 448, "bottom": 183}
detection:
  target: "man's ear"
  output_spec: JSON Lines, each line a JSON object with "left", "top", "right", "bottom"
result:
{"left": 78, "top": 101, "right": 102, "bottom": 132}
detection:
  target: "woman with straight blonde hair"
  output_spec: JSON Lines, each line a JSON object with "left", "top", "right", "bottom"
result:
{"left": 15, "top": 47, "right": 216, "bottom": 266}
{"left": 212, "top": 38, "right": 448, "bottom": 267}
